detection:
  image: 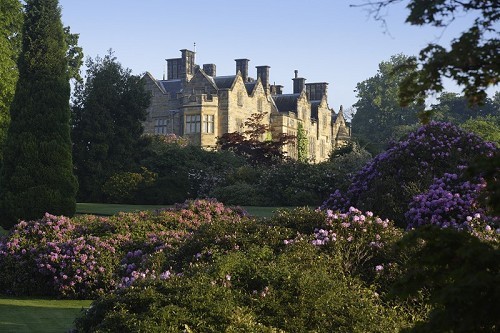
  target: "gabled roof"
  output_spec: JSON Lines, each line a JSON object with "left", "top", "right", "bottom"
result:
{"left": 272, "top": 93, "right": 300, "bottom": 113}
{"left": 158, "top": 79, "right": 182, "bottom": 95}
{"left": 187, "top": 68, "right": 219, "bottom": 91}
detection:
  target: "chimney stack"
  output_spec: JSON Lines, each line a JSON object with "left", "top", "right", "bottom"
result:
{"left": 306, "top": 82, "right": 328, "bottom": 100}
{"left": 203, "top": 63, "right": 216, "bottom": 77}
{"left": 256, "top": 65, "right": 270, "bottom": 91}
{"left": 292, "top": 70, "right": 306, "bottom": 94}
{"left": 235, "top": 59, "right": 249, "bottom": 82}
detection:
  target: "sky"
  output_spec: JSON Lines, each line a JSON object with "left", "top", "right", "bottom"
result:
{"left": 57, "top": 0, "right": 491, "bottom": 112}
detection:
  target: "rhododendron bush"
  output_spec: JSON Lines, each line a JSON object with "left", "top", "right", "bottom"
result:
{"left": 322, "top": 122, "right": 498, "bottom": 227}
{"left": 0, "top": 199, "right": 247, "bottom": 298}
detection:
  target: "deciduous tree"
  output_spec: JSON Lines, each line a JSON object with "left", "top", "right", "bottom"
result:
{"left": 0, "top": 0, "right": 23, "bottom": 165}
{"left": 351, "top": 54, "right": 422, "bottom": 154}
{"left": 0, "top": 0, "right": 78, "bottom": 228}
{"left": 354, "top": 0, "right": 499, "bottom": 106}
{"left": 217, "top": 113, "right": 295, "bottom": 165}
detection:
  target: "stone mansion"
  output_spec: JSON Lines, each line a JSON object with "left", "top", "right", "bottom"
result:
{"left": 142, "top": 49, "right": 350, "bottom": 163}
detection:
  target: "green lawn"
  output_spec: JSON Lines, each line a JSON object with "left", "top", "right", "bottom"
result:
{"left": 0, "top": 297, "right": 91, "bottom": 333}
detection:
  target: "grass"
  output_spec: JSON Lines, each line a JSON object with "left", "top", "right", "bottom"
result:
{"left": 0, "top": 297, "right": 91, "bottom": 333}
{"left": 76, "top": 203, "right": 286, "bottom": 218}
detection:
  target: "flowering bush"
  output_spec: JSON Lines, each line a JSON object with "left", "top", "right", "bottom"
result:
{"left": 322, "top": 122, "right": 498, "bottom": 226}
{"left": 274, "top": 207, "right": 402, "bottom": 281}
{"left": 0, "top": 200, "right": 249, "bottom": 298}
{"left": 406, "top": 171, "right": 499, "bottom": 241}
{"left": 0, "top": 213, "right": 118, "bottom": 297}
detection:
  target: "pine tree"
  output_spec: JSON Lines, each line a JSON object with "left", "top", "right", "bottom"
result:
{"left": 0, "top": 0, "right": 78, "bottom": 228}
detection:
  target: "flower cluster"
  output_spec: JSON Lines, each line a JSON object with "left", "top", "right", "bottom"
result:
{"left": 406, "top": 173, "right": 489, "bottom": 229}
{"left": 322, "top": 122, "right": 498, "bottom": 226}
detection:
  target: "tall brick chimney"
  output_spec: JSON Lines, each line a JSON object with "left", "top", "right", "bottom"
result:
{"left": 235, "top": 59, "right": 249, "bottom": 82}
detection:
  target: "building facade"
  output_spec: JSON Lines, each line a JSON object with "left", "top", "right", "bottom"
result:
{"left": 142, "top": 49, "right": 350, "bottom": 163}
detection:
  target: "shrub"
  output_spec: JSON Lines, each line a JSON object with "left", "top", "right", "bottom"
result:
{"left": 0, "top": 199, "right": 248, "bottom": 298}
{"left": 0, "top": 214, "right": 118, "bottom": 297}
{"left": 322, "top": 122, "right": 497, "bottom": 226}
{"left": 102, "top": 167, "right": 157, "bottom": 203}
{"left": 274, "top": 207, "right": 403, "bottom": 282}
{"left": 75, "top": 243, "right": 408, "bottom": 332}
{"left": 210, "top": 182, "right": 265, "bottom": 206}
{"left": 389, "top": 226, "right": 500, "bottom": 333}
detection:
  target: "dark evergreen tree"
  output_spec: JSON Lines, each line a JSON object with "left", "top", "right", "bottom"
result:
{"left": 0, "top": 0, "right": 78, "bottom": 228}
{"left": 71, "top": 52, "right": 150, "bottom": 202}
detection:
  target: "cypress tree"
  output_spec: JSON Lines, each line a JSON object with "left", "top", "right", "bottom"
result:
{"left": 0, "top": 0, "right": 78, "bottom": 228}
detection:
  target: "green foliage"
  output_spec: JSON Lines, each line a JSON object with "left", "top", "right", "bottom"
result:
{"left": 0, "top": 0, "right": 23, "bottom": 163}
{"left": 358, "top": 0, "right": 499, "bottom": 106}
{"left": 102, "top": 167, "right": 157, "bottom": 203}
{"left": 71, "top": 51, "right": 151, "bottom": 202}
{"left": 75, "top": 243, "right": 407, "bottom": 332}
{"left": 390, "top": 226, "right": 500, "bottom": 332}
{"left": 351, "top": 54, "right": 422, "bottom": 154}
{"left": 210, "top": 182, "right": 265, "bottom": 206}
{"left": 461, "top": 114, "right": 500, "bottom": 145}
{"left": 63, "top": 26, "right": 84, "bottom": 82}
{"left": 429, "top": 92, "right": 500, "bottom": 125}
{"left": 296, "top": 122, "right": 308, "bottom": 162}
{"left": 0, "top": 0, "right": 78, "bottom": 228}
{"left": 138, "top": 136, "right": 247, "bottom": 204}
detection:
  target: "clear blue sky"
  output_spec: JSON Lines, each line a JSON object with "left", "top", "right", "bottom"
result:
{"left": 58, "top": 0, "right": 490, "bottom": 111}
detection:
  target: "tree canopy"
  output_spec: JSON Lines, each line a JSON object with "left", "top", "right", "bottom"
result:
{"left": 351, "top": 54, "right": 422, "bottom": 154}
{"left": 0, "top": 0, "right": 23, "bottom": 164}
{"left": 354, "top": 0, "right": 499, "bottom": 106}
{"left": 0, "top": 0, "right": 78, "bottom": 228}
{"left": 71, "top": 51, "right": 150, "bottom": 202}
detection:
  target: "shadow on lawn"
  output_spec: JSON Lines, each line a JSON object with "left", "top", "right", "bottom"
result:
{"left": 0, "top": 300, "right": 90, "bottom": 333}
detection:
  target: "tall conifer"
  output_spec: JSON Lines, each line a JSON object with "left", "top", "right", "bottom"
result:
{"left": 0, "top": 0, "right": 77, "bottom": 228}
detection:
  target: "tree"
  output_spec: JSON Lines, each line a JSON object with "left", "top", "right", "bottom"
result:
{"left": 429, "top": 92, "right": 500, "bottom": 124}
{"left": 0, "top": 0, "right": 23, "bottom": 165}
{"left": 461, "top": 115, "right": 500, "bottom": 145}
{"left": 354, "top": 0, "right": 499, "bottom": 106}
{"left": 351, "top": 54, "right": 422, "bottom": 154}
{"left": 0, "top": 0, "right": 78, "bottom": 228}
{"left": 71, "top": 51, "right": 150, "bottom": 202}
{"left": 217, "top": 112, "right": 295, "bottom": 165}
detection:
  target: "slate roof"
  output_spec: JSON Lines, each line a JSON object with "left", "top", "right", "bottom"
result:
{"left": 159, "top": 79, "right": 182, "bottom": 95}
{"left": 244, "top": 82, "right": 256, "bottom": 95}
{"left": 310, "top": 100, "right": 321, "bottom": 120}
{"left": 213, "top": 75, "right": 236, "bottom": 89}
{"left": 272, "top": 94, "right": 300, "bottom": 113}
